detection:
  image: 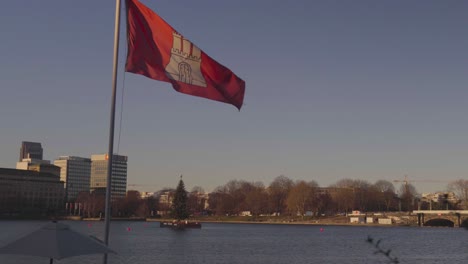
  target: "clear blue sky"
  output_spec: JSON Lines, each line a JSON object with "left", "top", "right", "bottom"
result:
{"left": 1, "top": 0, "right": 467, "bottom": 193}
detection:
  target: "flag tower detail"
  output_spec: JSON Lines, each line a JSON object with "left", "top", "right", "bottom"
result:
{"left": 165, "top": 32, "right": 207, "bottom": 87}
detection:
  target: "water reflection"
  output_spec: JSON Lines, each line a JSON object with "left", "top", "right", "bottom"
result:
{"left": 0, "top": 221, "right": 466, "bottom": 264}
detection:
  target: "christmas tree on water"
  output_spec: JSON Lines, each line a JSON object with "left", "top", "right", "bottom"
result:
{"left": 172, "top": 176, "right": 189, "bottom": 220}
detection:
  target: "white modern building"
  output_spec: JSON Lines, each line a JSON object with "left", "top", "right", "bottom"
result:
{"left": 140, "top": 192, "right": 155, "bottom": 199}
{"left": 16, "top": 158, "right": 50, "bottom": 170}
{"left": 90, "top": 154, "right": 127, "bottom": 200}
{"left": 54, "top": 156, "right": 91, "bottom": 202}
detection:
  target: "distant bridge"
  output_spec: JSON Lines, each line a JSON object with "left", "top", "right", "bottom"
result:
{"left": 413, "top": 210, "right": 468, "bottom": 227}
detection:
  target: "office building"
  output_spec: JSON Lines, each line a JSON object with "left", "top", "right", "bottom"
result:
{"left": 54, "top": 156, "right": 92, "bottom": 202}
{"left": 16, "top": 158, "right": 50, "bottom": 170}
{"left": 19, "top": 141, "right": 43, "bottom": 161}
{"left": 16, "top": 158, "right": 60, "bottom": 178}
{"left": 28, "top": 163, "right": 61, "bottom": 177}
{"left": 90, "top": 154, "right": 128, "bottom": 200}
{"left": 16, "top": 141, "right": 59, "bottom": 176}
{"left": 0, "top": 168, "right": 65, "bottom": 214}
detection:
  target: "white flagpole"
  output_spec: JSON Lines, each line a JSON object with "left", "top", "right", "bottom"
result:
{"left": 103, "top": 0, "right": 122, "bottom": 263}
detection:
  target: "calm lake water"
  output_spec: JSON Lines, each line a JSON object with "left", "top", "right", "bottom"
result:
{"left": 0, "top": 220, "right": 466, "bottom": 264}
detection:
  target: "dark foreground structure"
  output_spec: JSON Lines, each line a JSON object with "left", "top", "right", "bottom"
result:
{"left": 0, "top": 168, "right": 65, "bottom": 217}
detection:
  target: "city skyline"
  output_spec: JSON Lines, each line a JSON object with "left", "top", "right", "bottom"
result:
{"left": 0, "top": 140, "right": 456, "bottom": 194}
{"left": 1, "top": 0, "right": 467, "bottom": 194}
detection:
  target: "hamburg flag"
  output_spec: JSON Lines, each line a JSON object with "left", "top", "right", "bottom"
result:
{"left": 125, "top": 0, "right": 245, "bottom": 110}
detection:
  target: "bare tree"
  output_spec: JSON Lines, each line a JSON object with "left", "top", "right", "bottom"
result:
{"left": 374, "top": 180, "right": 395, "bottom": 193}
{"left": 307, "top": 181, "right": 320, "bottom": 214}
{"left": 329, "top": 179, "right": 356, "bottom": 213}
{"left": 114, "top": 190, "right": 142, "bottom": 217}
{"left": 398, "top": 183, "right": 417, "bottom": 212}
{"left": 225, "top": 180, "right": 247, "bottom": 214}
{"left": 328, "top": 179, "right": 377, "bottom": 212}
{"left": 215, "top": 180, "right": 267, "bottom": 215}
{"left": 374, "top": 180, "right": 397, "bottom": 211}
{"left": 191, "top": 186, "right": 205, "bottom": 194}
{"left": 77, "top": 191, "right": 105, "bottom": 218}
{"left": 268, "top": 175, "right": 293, "bottom": 215}
{"left": 316, "top": 191, "right": 333, "bottom": 215}
{"left": 352, "top": 179, "right": 372, "bottom": 211}
{"left": 245, "top": 184, "right": 269, "bottom": 216}
{"left": 208, "top": 185, "right": 235, "bottom": 216}
{"left": 143, "top": 196, "right": 158, "bottom": 217}
{"left": 188, "top": 187, "right": 207, "bottom": 215}
{"left": 286, "top": 181, "right": 316, "bottom": 218}
{"left": 448, "top": 179, "right": 468, "bottom": 209}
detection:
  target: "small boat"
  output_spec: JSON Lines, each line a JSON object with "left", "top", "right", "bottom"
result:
{"left": 160, "top": 220, "right": 202, "bottom": 229}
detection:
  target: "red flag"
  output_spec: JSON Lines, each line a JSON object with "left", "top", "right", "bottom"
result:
{"left": 125, "top": 0, "right": 245, "bottom": 110}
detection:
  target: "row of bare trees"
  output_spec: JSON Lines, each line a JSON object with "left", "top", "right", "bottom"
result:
{"left": 448, "top": 179, "right": 468, "bottom": 209}
{"left": 73, "top": 177, "right": 468, "bottom": 218}
{"left": 209, "top": 176, "right": 468, "bottom": 215}
{"left": 208, "top": 176, "right": 468, "bottom": 216}
{"left": 75, "top": 187, "right": 206, "bottom": 218}
{"left": 207, "top": 176, "right": 406, "bottom": 216}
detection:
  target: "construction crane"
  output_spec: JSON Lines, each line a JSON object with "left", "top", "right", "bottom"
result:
{"left": 393, "top": 175, "right": 413, "bottom": 195}
{"left": 393, "top": 175, "right": 455, "bottom": 211}
{"left": 393, "top": 175, "right": 414, "bottom": 188}
{"left": 393, "top": 175, "right": 451, "bottom": 184}
{"left": 127, "top": 184, "right": 160, "bottom": 188}
{"left": 393, "top": 175, "right": 411, "bottom": 185}
{"left": 393, "top": 175, "right": 451, "bottom": 194}
{"left": 126, "top": 184, "right": 161, "bottom": 192}
{"left": 127, "top": 184, "right": 144, "bottom": 187}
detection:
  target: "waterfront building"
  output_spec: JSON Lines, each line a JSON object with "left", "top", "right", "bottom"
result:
{"left": 16, "top": 141, "right": 60, "bottom": 176}
{"left": 54, "top": 156, "right": 92, "bottom": 202}
{"left": 159, "top": 191, "right": 173, "bottom": 206}
{"left": 28, "top": 163, "right": 61, "bottom": 177}
{"left": 19, "top": 141, "right": 43, "bottom": 161}
{"left": 90, "top": 154, "right": 128, "bottom": 200}
{"left": 16, "top": 158, "right": 51, "bottom": 170}
{"left": 16, "top": 158, "right": 60, "bottom": 178}
{"left": 190, "top": 192, "right": 209, "bottom": 210}
{"left": 0, "top": 168, "right": 65, "bottom": 215}
{"left": 421, "top": 192, "right": 459, "bottom": 204}
{"left": 155, "top": 189, "right": 174, "bottom": 216}
{"left": 140, "top": 192, "right": 155, "bottom": 198}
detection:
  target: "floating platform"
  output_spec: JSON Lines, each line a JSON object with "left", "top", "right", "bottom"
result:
{"left": 160, "top": 220, "right": 202, "bottom": 229}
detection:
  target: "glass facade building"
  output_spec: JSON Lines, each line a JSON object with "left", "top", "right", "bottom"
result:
{"left": 19, "top": 141, "right": 43, "bottom": 161}
{"left": 54, "top": 156, "right": 91, "bottom": 202}
{"left": 90, "top": 154, "right": 127, "bottom": 200}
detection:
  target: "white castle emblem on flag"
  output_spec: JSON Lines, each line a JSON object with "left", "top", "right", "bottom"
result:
{"left": 165, "top": 32, "right": 207, "bottom": 87}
